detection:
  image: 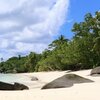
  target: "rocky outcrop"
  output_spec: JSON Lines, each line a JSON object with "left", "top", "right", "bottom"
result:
{"left": 0, "top": 81, "right": 29, "bottom": 90}
{"left": 41, "top": 74, "right": 93, "bottom": 89}
{"left": 90, "top": 67, "right": 100, "bottom": 75}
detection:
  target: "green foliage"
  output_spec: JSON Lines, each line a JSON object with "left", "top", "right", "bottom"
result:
{"left": 0, "top": 11, "right": 100, "bottom": 73}
{"left": 36, "top": 35, "right": 69, "bottom": 71}
{"left": 37, "top": 55, "right": 64, "bottom": 71}
{"left": 24, "top": 52, "right": 41, "bottom": 72}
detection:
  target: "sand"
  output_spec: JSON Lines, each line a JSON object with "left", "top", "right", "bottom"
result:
{"left": 0, "top": 69, "right": 100, "bottom": 100}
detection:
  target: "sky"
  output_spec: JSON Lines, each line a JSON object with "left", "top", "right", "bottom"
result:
{"left": 0, "top": 0, "right": 100, "bottom": 60}
{"left": 60, "top": 0, "right": 100, "bottom": 39}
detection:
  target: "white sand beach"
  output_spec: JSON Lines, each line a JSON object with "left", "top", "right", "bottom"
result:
{"left": 0, "top": 69, "right": 100, "bottom": 100}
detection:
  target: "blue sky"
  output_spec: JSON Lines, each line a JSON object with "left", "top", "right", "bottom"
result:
{"left": 60, "top": 0, "right": 100, "bottom": 39}
{"left": 0, "top": 0, "right": 99, "bottom": 59}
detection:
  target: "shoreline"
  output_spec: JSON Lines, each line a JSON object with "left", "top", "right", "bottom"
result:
{"left": 0, "top": 69, "right": 100, "bottom": 100}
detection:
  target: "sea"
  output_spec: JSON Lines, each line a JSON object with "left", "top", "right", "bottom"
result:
{"left": 0, "top": 74, "right": 30, "bottom": 83}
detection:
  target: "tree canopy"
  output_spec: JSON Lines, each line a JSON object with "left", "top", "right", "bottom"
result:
{"left": 0, "top": 11, "right": 100, "bottom": 73}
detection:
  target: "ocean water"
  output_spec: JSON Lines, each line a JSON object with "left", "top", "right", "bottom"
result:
{"left": 0, "top": 74, "right": 30, "bottom": 83}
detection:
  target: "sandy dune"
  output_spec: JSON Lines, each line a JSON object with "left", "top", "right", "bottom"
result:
{"left": 0, "top": 69, "right": 100, "bottom": 100}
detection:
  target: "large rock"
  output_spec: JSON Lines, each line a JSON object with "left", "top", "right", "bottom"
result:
{"left": 41, "top": 74, "right": 93, "bottom": 89}
{"left": 90, "top": 67, "right": 100, "bottom": 75}
{"left": 0, "top": 81, "right": 14, "bottom": 90}
{"left": 14, "top": 82, "right": 29, "bottom": 90}
{"left": 0, "top": 81, "right": 29, "bottom": 90}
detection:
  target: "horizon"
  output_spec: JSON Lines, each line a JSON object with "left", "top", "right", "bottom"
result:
{"left": 0, "top": 0, "right": 100, "bottom": 60}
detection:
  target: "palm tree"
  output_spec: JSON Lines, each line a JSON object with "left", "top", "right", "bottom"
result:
{"left": 49, "top": 35, "right": 69, "bottom": 49}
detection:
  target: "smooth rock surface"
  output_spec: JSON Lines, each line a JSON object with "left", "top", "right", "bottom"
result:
{"left": 41, "top": 74, "right": 93, "bottom": 89}
{"left": 91, "top": 67, "right": 100, "bottom": 75}
{"left": 0, "top": 81, "right": 29, "bottom": 90}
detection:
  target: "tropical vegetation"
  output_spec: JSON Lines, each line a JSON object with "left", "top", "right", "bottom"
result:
{"left": 0, "top": 11, "right": 100, "bottom": 73}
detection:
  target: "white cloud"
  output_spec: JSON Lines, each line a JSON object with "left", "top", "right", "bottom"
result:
{"left": 0, "top": 0, "right": 25, "bottom": 14}
{"left": 0, "top": 21, "right": 19, "bottom": 30}
{"left": 0, "top": 0, "right": 69, "bottom": 60}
